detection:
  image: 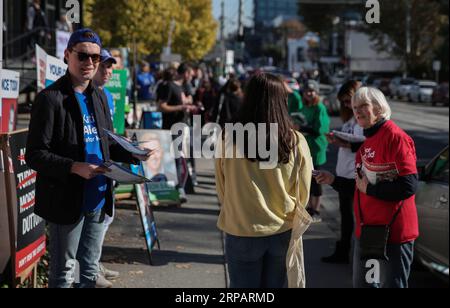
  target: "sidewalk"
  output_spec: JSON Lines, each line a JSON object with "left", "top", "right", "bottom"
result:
{"left": 102, "top": 159, "right": 227, "bottom": 288}
{"left": 101, "top": 158, "right": 351, "bottom": 288}
{"left": 303, "top": 186, "right": 353, "bottom": 288}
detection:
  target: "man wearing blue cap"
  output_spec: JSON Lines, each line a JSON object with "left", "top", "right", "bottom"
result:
{"left": 94, "top": 49, "right": 117, "bottom": 122}
{"left": 93, "top": 49, "right": 120, "bottom": 288}
{"left": 26, "top": 29, "right": 151, "bottom": 288}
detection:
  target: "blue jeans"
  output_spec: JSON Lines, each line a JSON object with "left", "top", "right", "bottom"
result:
{"left": 225, "top": 231, "right": 292, "bottom": 288}
{"left": 353, "top": 239, "right": 414, "bottom": 288}
{"left": 48, "top": 210, "right": 105, "bottom": 288}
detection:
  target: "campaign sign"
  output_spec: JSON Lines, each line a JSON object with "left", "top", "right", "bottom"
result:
{"left": 35, "top": 44, "right": 68, "bottom": 91}
{"left": 131, "top": 163, "right": 160, "bottom": 265}
{"left": 8, "top": 131, "right": 46, "bottom": 276}
{"left": 56, "top": 30, "right": 71, "bottom": 60}
{"left": 126, "top": 129, "right": 180, "bottom": 205}
{"left": 36, "top": 45, "right": 47, "bottom": 93}
{"left": 105, "top": 70, "right": 127, "bottom": 134}
{"left": 45, "top": 55, "right": 67, "bottom": 88}
{"left": 0, "top": 69, "right": 20, "bottom": 133}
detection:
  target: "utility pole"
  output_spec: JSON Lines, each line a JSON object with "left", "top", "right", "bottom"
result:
{"left": 405, "top": 0, "right": 412, "bottom": 77}
{"left": 220, "top": 0, "right": 225, "bottom": 75}
{"left": 238, "top": 0, "right": 243, "bottom": 40}
{"left": 220, "top": 0, "right": 225, "bottom": 42}
{"left": 237, "top": 0, "right": 245, "bottom": 61}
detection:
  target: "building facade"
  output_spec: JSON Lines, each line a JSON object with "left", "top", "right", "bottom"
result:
{"left": 254, "top": 0, "right": 299, "bottom": 28}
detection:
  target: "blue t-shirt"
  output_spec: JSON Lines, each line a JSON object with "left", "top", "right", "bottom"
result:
{"left": 104, "top": 88, "right": 115, "bottom": 122}
{"left": 75, "top": 92, "right": 108, "bottom": 213}
{"left": 137, "top": 72, "right": 155, "bottom": 100}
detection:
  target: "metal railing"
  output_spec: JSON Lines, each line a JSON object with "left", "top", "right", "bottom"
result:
{"left": 2, "top": 27, "right": 57, "bottom": 93}
{"left": 3, "top": 27, "right": 56, "bottom": 71}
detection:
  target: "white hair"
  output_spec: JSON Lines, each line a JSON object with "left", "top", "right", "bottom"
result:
{"left": 352, "top": 87, "right": 392, "bottom": 120}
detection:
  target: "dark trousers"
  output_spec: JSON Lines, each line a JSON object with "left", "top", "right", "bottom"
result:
{"left": 353, "top": 240, "right": 415, "bottom": 288}
{"left": 338, "top": 179, "right": 355, "bottom": 252}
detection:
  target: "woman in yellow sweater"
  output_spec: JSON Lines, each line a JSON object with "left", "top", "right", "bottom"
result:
{"left": 215, "top": 73, "right": 313, "bottom": 288}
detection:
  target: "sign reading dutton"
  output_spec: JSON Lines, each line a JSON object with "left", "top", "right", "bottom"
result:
{"left": 1, "top": 130, "right": 46, "bottom": 276}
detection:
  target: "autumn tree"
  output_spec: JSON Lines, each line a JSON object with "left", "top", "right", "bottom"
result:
{"left": 84, "top": 0, "right": 217, "bottom": 61}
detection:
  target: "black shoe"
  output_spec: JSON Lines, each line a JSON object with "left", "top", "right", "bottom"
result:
{"left": 321, "top": 241, "right": 350, "bottom": 264}
{"left": 321, "top": 252, "right": 350, "bottom": 264}
{"left": 306, "top": 208, "right": 322, "bottom": 223}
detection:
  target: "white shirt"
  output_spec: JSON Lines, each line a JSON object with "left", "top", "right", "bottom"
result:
{"left": 336, "top": 117, "right": 364, "bottom": 179}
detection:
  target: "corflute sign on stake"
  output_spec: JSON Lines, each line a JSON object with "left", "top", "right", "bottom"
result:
{"left": 35, "top": 44, "right": 67, "bottom": 93}
{"left": 1, "top": 130, "right": 46, "bottom": 277}
{"left": 0, "top": 69, "right": 20, "bottom": 133}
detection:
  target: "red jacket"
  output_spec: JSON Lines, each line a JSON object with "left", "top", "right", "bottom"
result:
{"left": 354, "top": 121, "right": 419, "bottom": 244}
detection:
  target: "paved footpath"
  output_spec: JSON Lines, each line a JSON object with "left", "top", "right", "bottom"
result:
{"left": 103, "top": 159, "right": 227, "bottom": 288}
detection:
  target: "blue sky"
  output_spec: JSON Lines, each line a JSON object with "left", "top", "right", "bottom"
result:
{"left": 212, "top": 0, "right": 254, "bottom": 37}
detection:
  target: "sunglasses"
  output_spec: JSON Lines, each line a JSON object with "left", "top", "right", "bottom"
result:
{"left": 71, "top": 49, "right": 101, "bottom": 64}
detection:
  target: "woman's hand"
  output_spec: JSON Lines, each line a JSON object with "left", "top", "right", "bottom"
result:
{"left": 356, "top": 174, "right": 369, "bottom": 194}
{"left": 326, "top": 133, "right": 351, "bottom": 148}
{"left": 315, "top": 170, "right": 336, "bottom": 185}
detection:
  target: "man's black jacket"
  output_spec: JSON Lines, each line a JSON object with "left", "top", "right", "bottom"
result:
{"left": 26, "top": 73, "right": 136, "bottom": 225}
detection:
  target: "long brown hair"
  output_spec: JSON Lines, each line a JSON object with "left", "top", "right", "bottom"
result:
{"left": 230, "top": 73, "right": 297, "bottom": 164}
{"left": 338, "top": 80, "right": 362, "bottom": 122}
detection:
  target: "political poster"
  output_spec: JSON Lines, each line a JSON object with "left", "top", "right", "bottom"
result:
{"left": 0, "top": 147, "right": 14, "bottom": 277}
{"left": 35, "top": 44, "right": 67, "bottom": 92}
{"left": 56, "top": 30, "right": 71, "bottom": 60}
{"left": 105, "top": 70, "right": 127, "bottom": 135}
{"left": 127, "top": 129, "right": 180, "bottom": 205}
{"left": 131, "top": 163, "right": 160, "bottom": 265}
{"left": 0, "top": 130, "right": 46, "bottom": 278}
{"left": 0, "top": 69, "right": 20, "bottom": 134}
{"left": 36, "top": 45, "right": 47, "bottom": 93}
{"left": 45, "top": 53, "right": 67, "bottom": 88}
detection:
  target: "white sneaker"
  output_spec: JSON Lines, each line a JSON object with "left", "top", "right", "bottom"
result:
{"left": 99, "top": 263, "right": 120, "bottom": 281}
{"left": 95, "top": 274, "right": 113, "bottom": 288}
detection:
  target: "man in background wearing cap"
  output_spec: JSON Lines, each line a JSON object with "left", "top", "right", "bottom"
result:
{"left": 94, "top": 49, "right": 117, "bottom": 122}
{"left": 26, "top": 29, "right": 151, "bottom": 288}
{"left": 92, "top": 49, "right": 120, "bottom": 288}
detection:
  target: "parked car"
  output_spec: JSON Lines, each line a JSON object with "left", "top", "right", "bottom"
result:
{"left": 321, "top": 84, "right": 340, "bottom": 116}
{"left": 388, "top": 77, "right": 402, "bottom": 98}
{"left": 432, "top": 82, "right": 450, "bottom": 106}
{"left": 397, "top": 78, "right": 417, "bottom": 100}
{"left": 416, "top": 146, "right": 449, "bottom": 280}
{"left": 361, "top": 74, "right": 379, "bottom": 87}
{"left": 408, "top": 80, "right": 438, "bottom": 103}
{"left": 373, "top": 78, "right": 392, "bottom": 97}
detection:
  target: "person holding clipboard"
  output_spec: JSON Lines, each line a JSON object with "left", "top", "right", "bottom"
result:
{"left": 314, "top": 80, "right": 364, "bottom": 264}
{"left": 26, "top": 29, "right": 152, "bottom": 288}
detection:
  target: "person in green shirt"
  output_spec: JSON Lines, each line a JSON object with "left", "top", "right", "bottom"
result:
{"left": 288, "top": 88, "right": 304, "bottom": 114}
{"left": 284, "top": 79, "right": 305, "bottom": 129}
{"left": 299, "top": 80, "right": 330, "bottom": 222}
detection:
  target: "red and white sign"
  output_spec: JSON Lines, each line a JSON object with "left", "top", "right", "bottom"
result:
{"left": 0, "top": 69, "right": 20, "bottom": 133}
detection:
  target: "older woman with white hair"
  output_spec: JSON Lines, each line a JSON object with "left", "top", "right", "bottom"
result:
{"left": 317, "top": 87, "right": 419, "bottom": 288}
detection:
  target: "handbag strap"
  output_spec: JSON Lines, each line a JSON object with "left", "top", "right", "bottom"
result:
{"left": 294, "top": 134, "right": 300, "bottom": 204}
{"left": 357, "top": 190, "right": 405, "bottom": 227}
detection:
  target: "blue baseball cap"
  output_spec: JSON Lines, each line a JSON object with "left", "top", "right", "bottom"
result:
{"left": 67, "top": 28, "right": 102, "bottom": 49}
{"left": 100, "top": 49, "right": 117, "bottom": 64}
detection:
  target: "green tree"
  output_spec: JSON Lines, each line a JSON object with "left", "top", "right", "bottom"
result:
{"left": 362, "top": 0, "right": 448, "bottom": 78}
{"left": 85, "top": 0, "right": 217, "bottom": 61}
